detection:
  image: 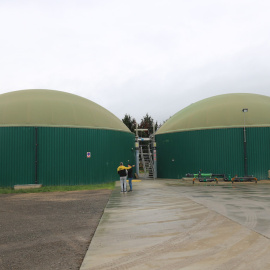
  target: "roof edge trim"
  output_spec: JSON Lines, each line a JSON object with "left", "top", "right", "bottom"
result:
{"left": 0, "top": 124, "right": 133, "bottom": 133}
{"left": 156, "top": 124, "right": 270, "bottom": 135}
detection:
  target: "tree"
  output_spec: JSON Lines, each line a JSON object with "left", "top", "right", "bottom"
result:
{"left": 122, "top": 113, "right": 161, "bottom": 136}
{"left": 122, "top": 114, "right": 137, "bottom": 133}
{"left": 138, "top": 113, "right": 158, "bottom": 137}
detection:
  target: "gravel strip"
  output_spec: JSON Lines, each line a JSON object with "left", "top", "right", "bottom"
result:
{"left": 0, "top": 190, "right": 112, "bottom": 270}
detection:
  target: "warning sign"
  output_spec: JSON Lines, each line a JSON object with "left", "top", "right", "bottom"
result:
{"left": 87, "top": 152, "right": 91, "bottom": 158}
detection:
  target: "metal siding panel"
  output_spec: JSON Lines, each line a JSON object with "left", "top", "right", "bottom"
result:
{"left": 247, "top": 127, "right": 270, "bottom": 179}
{"left": 0, "top": 127, "right": 35, "bottom": 187}
{"left": 38, "top": 127, "right": 135, "bottom": 186}
{"left": 156, "top": 128, "right": 244, "bottom": 179}
{"left": 3, "top": 126, "right": 270, "bottom": 186}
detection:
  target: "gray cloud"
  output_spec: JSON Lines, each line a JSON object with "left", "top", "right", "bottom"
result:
{"left": 1, "top": 0, "right": 270, "bottom": 124}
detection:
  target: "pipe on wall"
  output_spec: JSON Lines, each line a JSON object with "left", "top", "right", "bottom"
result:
{"left": 35, "top": 127, "right": 38, "bottom": 184}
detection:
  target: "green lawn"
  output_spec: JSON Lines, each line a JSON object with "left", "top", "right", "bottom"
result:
{"left": 0, "top": 182, "right": 115, "bottom": 194}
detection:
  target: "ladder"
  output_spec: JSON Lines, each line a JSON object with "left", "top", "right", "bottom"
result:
{"left": 139, "top": 143, "right": 154, "bottom": 179}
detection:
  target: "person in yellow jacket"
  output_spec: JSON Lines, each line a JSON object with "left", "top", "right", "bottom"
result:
{"left": 117, "top": 162, "right": 131, "bottom": 192}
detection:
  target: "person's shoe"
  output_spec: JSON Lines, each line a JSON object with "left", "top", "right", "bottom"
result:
{"left": 128, "top": 190, "right": 132, "bottom": 192}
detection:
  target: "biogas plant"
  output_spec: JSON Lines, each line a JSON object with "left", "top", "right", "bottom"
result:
{"left": 1, "top": 90, "right": 270, "bottom": 187}
{"left": 156, "top": 93, "right": 270, "bottom": 181}
{"left": 0, "top": 89, "right": 134, "bottom": 187}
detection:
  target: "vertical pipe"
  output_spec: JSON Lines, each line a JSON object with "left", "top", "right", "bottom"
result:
{"left": 35, "top": 127, "right": 38, "bottom": 184}
{"left": 153, "top": 146, "right": 157, "bottom": 179}
{"left": 135, "top": 123, "right": 139, "bottom": 176}
{"left": 135, "top": 139, "right": 139, "bottom": 176}
{"left": 152, "top": 123, "right": 157, "bottom": 179}
{"left": 242, "top": 109, "right": 248, "bottom": 177}
{"left": 243, "top": 127, "right": 248, "bottom": 176}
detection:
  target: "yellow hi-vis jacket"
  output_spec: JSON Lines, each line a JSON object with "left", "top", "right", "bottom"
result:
{"left": 117, "top": 165, "right": 131, "bottom": 177}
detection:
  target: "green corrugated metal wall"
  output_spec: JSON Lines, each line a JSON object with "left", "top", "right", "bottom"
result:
{"left": 247, "top": 128, "right": 270, "bottom": 179}
{"left": 0, "top": 127, "right": 135, "bottom": 187}
{"left": 0, "top": 127, "right": 35, "bottom": 186}
{"left": 156, "top": 127, "right": 270, "bottom": 180}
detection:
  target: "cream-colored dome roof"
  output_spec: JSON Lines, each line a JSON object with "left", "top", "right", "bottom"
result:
{"left": 0, "top": 89, "right": 130, "bottom": 132}
{"left": 157, "top": 93, "right": 270, "bottom": 134}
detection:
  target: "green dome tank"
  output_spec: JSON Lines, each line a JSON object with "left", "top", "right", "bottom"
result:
{"left": 0, "top": 90, "right": 134, "bottom": 187}
{"left": 156, "top": 93, "right": 270, "bottom": 180}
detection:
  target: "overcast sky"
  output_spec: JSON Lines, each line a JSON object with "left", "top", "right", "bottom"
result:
{"left": 1, "top": 0, "right": 270, "bottom": 124}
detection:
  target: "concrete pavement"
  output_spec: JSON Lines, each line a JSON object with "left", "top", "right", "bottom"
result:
{"left": 80, "top": 180, "right": 270, "bottom": 270}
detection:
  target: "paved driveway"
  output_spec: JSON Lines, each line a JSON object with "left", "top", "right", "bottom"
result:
{"left": 181, "top": 183, "right": 270, "bottom": 238}
{"left": 81, "top": 180, "right": 270, "bottom": 270}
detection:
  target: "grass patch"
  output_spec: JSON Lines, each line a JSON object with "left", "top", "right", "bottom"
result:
{"left": 0, "top": 182, "right": 115, "bottom": 194}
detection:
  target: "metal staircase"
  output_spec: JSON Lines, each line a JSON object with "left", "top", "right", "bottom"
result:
{"left": 139, "top": 144, "right": 154, "bottom": 179}
{"left": 135, "top": 123, "right": 157, "bottom": 180}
